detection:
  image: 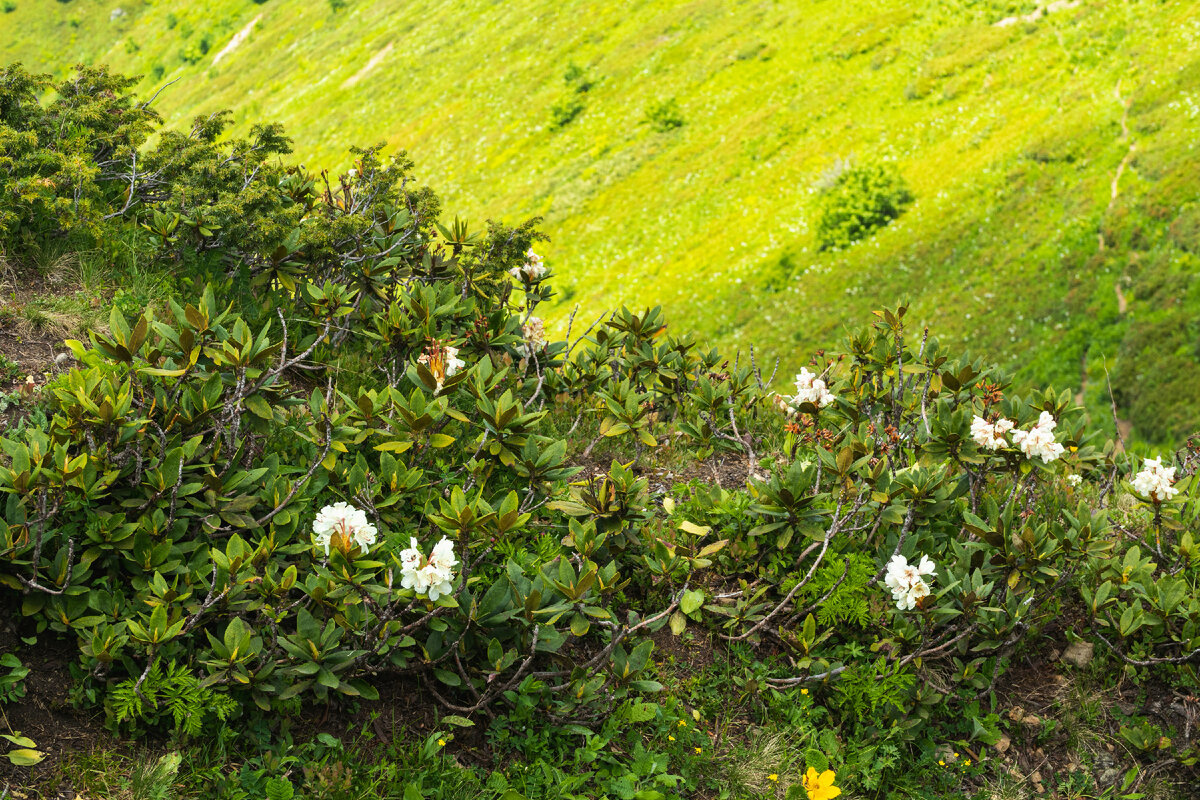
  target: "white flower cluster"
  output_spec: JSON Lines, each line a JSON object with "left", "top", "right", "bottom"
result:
{"left": 971, "top": 411, "right": 1064, "bottom": 462}
{"left": 509, "top": 249, "right": 547, "bottom": 282}
{"left": 970, "top": 416, "right": 1014, "bottom": 451}
{"left": 884, "top": 553, "right": 936, "bottom": 611}
{"left": 1067, "top": 474, "right": 1083, "bottom": 487}
{"left": 1010, "top": 411, "right": 1065, "bottom": 463}
{"left": 399, "top": 536, "right": 459, "bottom": 601}
{"left": 417, "top": 344, "right": 466, "bottom": 392}
{"left": 1131, "top": 456, "right": 1178, "bottom": 503}
{"left": 312, "top": 502, "right": 378, "bottom": 556}
{"left": 788, "top": 368, "right": 835, "bottom": 410}
{"left": 518, "top": 316, "right": 547, "bottom": 359}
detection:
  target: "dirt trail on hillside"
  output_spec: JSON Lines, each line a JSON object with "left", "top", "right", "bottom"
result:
{"left": 342, "top": 43, "right": 394, "bottom": 89}
{"left": 212, "top": 15, "right": 262, "bottom": 67}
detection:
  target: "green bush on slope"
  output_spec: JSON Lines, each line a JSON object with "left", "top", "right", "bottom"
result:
{"left": 815, "top": 163, "right": 914, "bottom": 251}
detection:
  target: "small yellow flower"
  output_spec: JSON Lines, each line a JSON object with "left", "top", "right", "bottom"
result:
{"left": 438, "top": 738, "right": 446, "bottom": 747}
{"left": 801, "top": 688, "right": 809, "bottom": 695}
{"left": 678, "top": 720, "right": 687, "bottom": 727}
{"left": 963, "top": 759, "right": 972, "bottom": 767}
{"left": 668, "top": 735, "right": 675, "bottom": 741}
{"left": 953, "top": 752, "right": 959, "bottom": 758}
{"left": 803, "top": 767, "right": 841, "bottom": 800}
{"left": 694, "top": 747, "right": 703, "bottom": 754}
{"left": 938, "top": 760, "right": 945, "bottom": 766}
{"left": 768, "top": 774, "right": 779, "bottom": 782}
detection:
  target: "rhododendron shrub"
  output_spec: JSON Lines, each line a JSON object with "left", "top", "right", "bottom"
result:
{"left": 694, "top": 305, "right": 1123, "bottom": 722}
{"left": 3, "top": 68, "right": 1198, "bottom": 770}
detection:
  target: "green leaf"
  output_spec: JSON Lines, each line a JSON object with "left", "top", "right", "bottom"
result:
{"left": 433, "top": 668, "right": 462, "bottom": 687}
{"left": 8, "top": 748, "right": 46, "bottom": 766}
{"left": 627, "top": 701, "right": 658, "bottom": 722}
{"left": 245, "top": 395, "right": 274, "bottom": 420}
{"left": 680, "top": 590, "right": 705, "bottom": 615}
{"left": 265, "top": 777, "right": 295, "bottom": 800}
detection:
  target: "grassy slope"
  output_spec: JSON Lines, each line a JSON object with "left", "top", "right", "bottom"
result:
{"left": 2, "top": 0, "right": 1199, "bottom": 440}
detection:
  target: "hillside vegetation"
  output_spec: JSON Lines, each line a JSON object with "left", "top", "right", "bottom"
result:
{"left": 2, "top": 19, "right": 1200, "bottom": 798}
{"left": 2, "top": 0, "right": 1199, "bottom": 442}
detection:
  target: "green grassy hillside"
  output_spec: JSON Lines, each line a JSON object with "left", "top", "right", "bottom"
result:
{"left": 3, "top": 0, "right": 1199, "bottom": 441}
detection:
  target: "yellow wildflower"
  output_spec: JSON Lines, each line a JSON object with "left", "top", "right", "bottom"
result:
{"left": 803, "top": 767, "right": 840, "bottom": 800}
{"left": 768, "top": 774, "right": 779, "bottom": 782}
{"left": 801, "top": 688, "right": 809, "bottom": 695}
{"left": 668, "top": 735, "right": 675, "bottom": 741}
{"left": 695, "top": 747, "right": 703, "bottom": 754}
{"left": 438, "top": 738, "right": 446, "bottom": 747}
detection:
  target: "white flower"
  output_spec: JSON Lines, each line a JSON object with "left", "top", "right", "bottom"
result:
{"left": 444, "top": 346, "right": 465, "bottom": 377}
{"left": 884, "top": 553, "right": 936, "bottom": 611}
{"left": 509, "top": 249, "right": 548, "bottom": 282}
{"left": 1010, "top": 411, "right": 1065, "bottom": 463}
{"left": 399, "top": 537, "right": 422, "bottom": 572}
{"left": 1131, "top": 457, "right": 1178, "bottom": 503}
{"left": 518, "top": 316, "right": 547, "bottom": 359}
{"left": 399, "top": 536, "right": 458, "bottom": 601}
{"left": 313, "top": 502, "right": 378, "bottom": 556}
{"left": 971, "top": 415, "right": 1015, "bottom": 450}
{"left": 790, "top": 367, "right": 835, "bottom": 409}
{"left": 428, "top": 536, "right": 458, "bottom": 572}
{"left": 1067, "top": 474, "right": 1083, "bottom": 487}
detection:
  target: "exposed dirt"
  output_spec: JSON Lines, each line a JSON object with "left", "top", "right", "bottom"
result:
{"left": 987, "top": 615, "right": 1200, "bottom": 798}
{"left": 0, "top": 266, "right": 77, "bottom": 432}
{"left": 297, "top": 672, "right": 494, "bottom": 770}
{"left": 0, "top": 620, "right": 120, "bottom": 795}
{"left": 649, "top": 454, "right": 756, "bottom": 493}
{"left": 570, "top": 447, "right": 756, "bottom": 494}
{"left": 649, "top": 627, "right": 718, "bottom": 680}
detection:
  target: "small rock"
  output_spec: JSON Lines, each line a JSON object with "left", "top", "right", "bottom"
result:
{"left": 994, "top": 734, "right": 1011, "bottom": 753}
{"left": 1047, "top": 648, "right": 1061, "bottom": 661}
{"left": 1060, "top": 640, "right": 1094, "bottom": 668}
{"left": 1008, "top": 706, "right": 1042, "bottom": 726}
{"left": 54, "top": 352, "right": 73, "bottom": 367}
